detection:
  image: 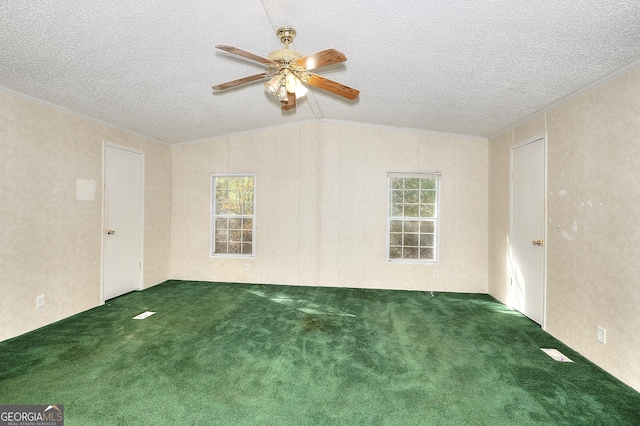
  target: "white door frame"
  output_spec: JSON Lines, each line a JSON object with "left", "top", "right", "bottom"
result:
{"left": 101, "top": 142, "right": 145, "bottom": 303}
{"left": 509, "top": 133, "right": 547, "bottom": 328}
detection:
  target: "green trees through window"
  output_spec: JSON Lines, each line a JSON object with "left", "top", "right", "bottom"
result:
{"left": 388, "top": 174, "right": 440, "bottom": 262}
{"left": 212, "top": 175, "right": 255, "bottom": 256}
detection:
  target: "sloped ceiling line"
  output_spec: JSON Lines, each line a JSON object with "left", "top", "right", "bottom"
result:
{"left": 261, "top": 0, "right": 287, "bottom": 31}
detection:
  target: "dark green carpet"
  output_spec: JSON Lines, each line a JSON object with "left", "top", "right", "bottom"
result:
{"left": 1, "top": 280, "right": 639, "bottom": 425}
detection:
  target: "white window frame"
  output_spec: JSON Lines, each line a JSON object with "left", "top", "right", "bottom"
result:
{"left": 210, "top": 174, "right": 256, "bottom": 258}
{"left": 386, "top": 172, "right": 441, "bottom": 264}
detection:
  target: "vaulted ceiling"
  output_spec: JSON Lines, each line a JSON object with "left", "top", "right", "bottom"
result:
{"left": 1, "top": 1, "right": 639, "bottom": 144}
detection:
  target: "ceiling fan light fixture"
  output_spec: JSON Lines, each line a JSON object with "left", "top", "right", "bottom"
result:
{"left": 276, "top": 85, "right": 288, "bottom": 101}
{"left": 263, "top": 74, "right": 284, "bottom": 95}
{"left": 284, "top": 72, "right": 298, "bottom": 92}
{"left": 284, "top": 72, "right": 309, "bottom": 99}
{"left": 293, "top": 80, "right": 308, "bottom": 99}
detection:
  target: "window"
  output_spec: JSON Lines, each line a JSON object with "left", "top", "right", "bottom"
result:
{"left": 211, "top": 175, "right": 255, "bottom": 257}
{"left": 387, "top": 172, "right": 440, "bottom": 263}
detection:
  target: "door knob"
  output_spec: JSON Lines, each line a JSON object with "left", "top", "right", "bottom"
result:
{"left": 531, "top": 239, "right": 543, "bottom": 246}
{"left": 106, "top": 229, "right": 116, "bottom": 235}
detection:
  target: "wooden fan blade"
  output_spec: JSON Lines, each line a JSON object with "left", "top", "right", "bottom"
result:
{"left": 293, "top": 48, "right": 347, "bottom": 71}
{"left": 212, "top": 73, "right": 270, "bottom": 90}
{"left": 281, "top": 92, "right": 297, "bottom": 111}
{"left": 215, "top": 45, "right": 275, "bottom": 66}
{"left": 306, "top": 74, "right": 359, "bottom": 100}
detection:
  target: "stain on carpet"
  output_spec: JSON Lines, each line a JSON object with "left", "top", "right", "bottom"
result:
{"left": 301, "top": 315, "right": 335, "bottom": 332}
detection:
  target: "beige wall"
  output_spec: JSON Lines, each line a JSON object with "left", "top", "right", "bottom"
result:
{"left": 0, "top": 91, "right": 171, "bottom": 341}
{"left": 3, "top": 63, "right": 637, "bottom": 394}
{"left": 171, "top": 122, "right": 489, "bottom": 293}
{"left": 489, "top": 66, "right": 640, "bottom": 391}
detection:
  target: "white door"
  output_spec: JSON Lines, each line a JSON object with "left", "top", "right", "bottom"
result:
{"left": 103, "top": 144, "right": 143, "bottom": 300}
{"left": 510, "top": 135, "right": 545, "bottom": 325}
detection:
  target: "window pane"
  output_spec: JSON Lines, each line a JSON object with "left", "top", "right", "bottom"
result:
{"left": 420, "top": 190, "right": 436, "bottom": 204}
{"left": 215, "top": 242, "right": 227, "bottom": 254}
{"left": 390, "top": 220, "right": 402, "bottom": 232}
{"left": 215, "top": 230, "right": 228, "bottom": 242}
{"left": 404, "top": 190, "right": 419, "bottom": 203}
{"left": 420, "top": 248, "right": 434, "bottom": 260}
{"left": 391, "top": 178, "right": 403, "bottom": 189}
{"left": 421, "top": 178, "right": 436, "bottom": 189}
{"left": 404, "top": 221, "right": 419, "bottom": 232}
{"left": 389, "top": 246, "right": 402, "bottom": 259}
{"left": 229, "top": 242, "right": 241, "bottom": 253}
{"left": 243, "top": 203, "right": 254, "bottom": 215}
{"left": 391, "top": 204, "right": 403, "bottom": 216}
{"left": 420, "top": 205, "right": 435, "bottom": 217}
{"left": 242, "top": 218, "right": 253, "bottom": 229}
{"left": 216, "top": 218, "right": 228, "bottom": 229}
{"left": 405, "top": 178, "right": 419, "bottom": 189}
{"left": 216, "top": 190, "right": 228, "bottom": 202}
{"left": 391, "top": 190, "right": 403, "bottom": 204}
{"left": 390, "top": 233, "right": 402, "bottom": 245}
{"left": 229, "top": 179, "right": 241, "bottom": 189}
{"left": 228, "top": 203, "right": 242, "bottom": 215}
{"left": 404, "top": 247, "right": 419, "bottom": 259}
{"left": 229, "top": 230, "right": 241, "bottom": 241}
{"left": 420, "top": 234, "right": 434, "bottom": 247}
{"left": 216, "top": 177, "right": 229, "bottom": 190}
{"left": 215, "top": 203, "right": 228, "bottom": 215}
{"left": 242, "top": 243, "right": 252, "bottom": 254}
{"left": 404, "top": 204, "right": 419, "bottom": 217}
{"left": 403, "top": 234, "right": 418, "bottom": 246}
{"left": 420, "top": 221, "right": 434, "bottom": 233}
{"left": 242, "top": 231, "right": 252, "bottom": 242}
{"left": 229, "top": 218, "right": 242, "bottom": 229}
{"left": 242, "top": 176, "right": 253, "bottom": 188}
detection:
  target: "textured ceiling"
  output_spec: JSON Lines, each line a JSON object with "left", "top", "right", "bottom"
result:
{"left": 1, "top": 1, "right": 639, "bottom": 144}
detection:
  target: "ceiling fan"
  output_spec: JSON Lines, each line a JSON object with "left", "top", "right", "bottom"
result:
{"left": 212, "top": 27, "right": 359, "bottom": 111}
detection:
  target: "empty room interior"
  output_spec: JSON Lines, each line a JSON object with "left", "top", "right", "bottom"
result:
{"left": 1, "top": 1, "right": 640, "bottom": 424}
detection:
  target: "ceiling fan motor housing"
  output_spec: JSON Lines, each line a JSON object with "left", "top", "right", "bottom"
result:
{"left": 268, "top": 49, "right": 302, "bottom": 62}
{"left": 269, "top": 27, "right": 302, "bottom": 63}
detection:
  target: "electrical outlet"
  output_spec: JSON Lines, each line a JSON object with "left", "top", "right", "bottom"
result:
{"left": 597, "top": 326, "right": 606, "bottom": 344}
{"left": 432, "top": 271, "right": 439, "bottom": 280}
{"left": 245, "top": 264, "right": 250, "bottom": 272}
{"left": 36, "top": 295, "right": 45, "bottom": 309}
